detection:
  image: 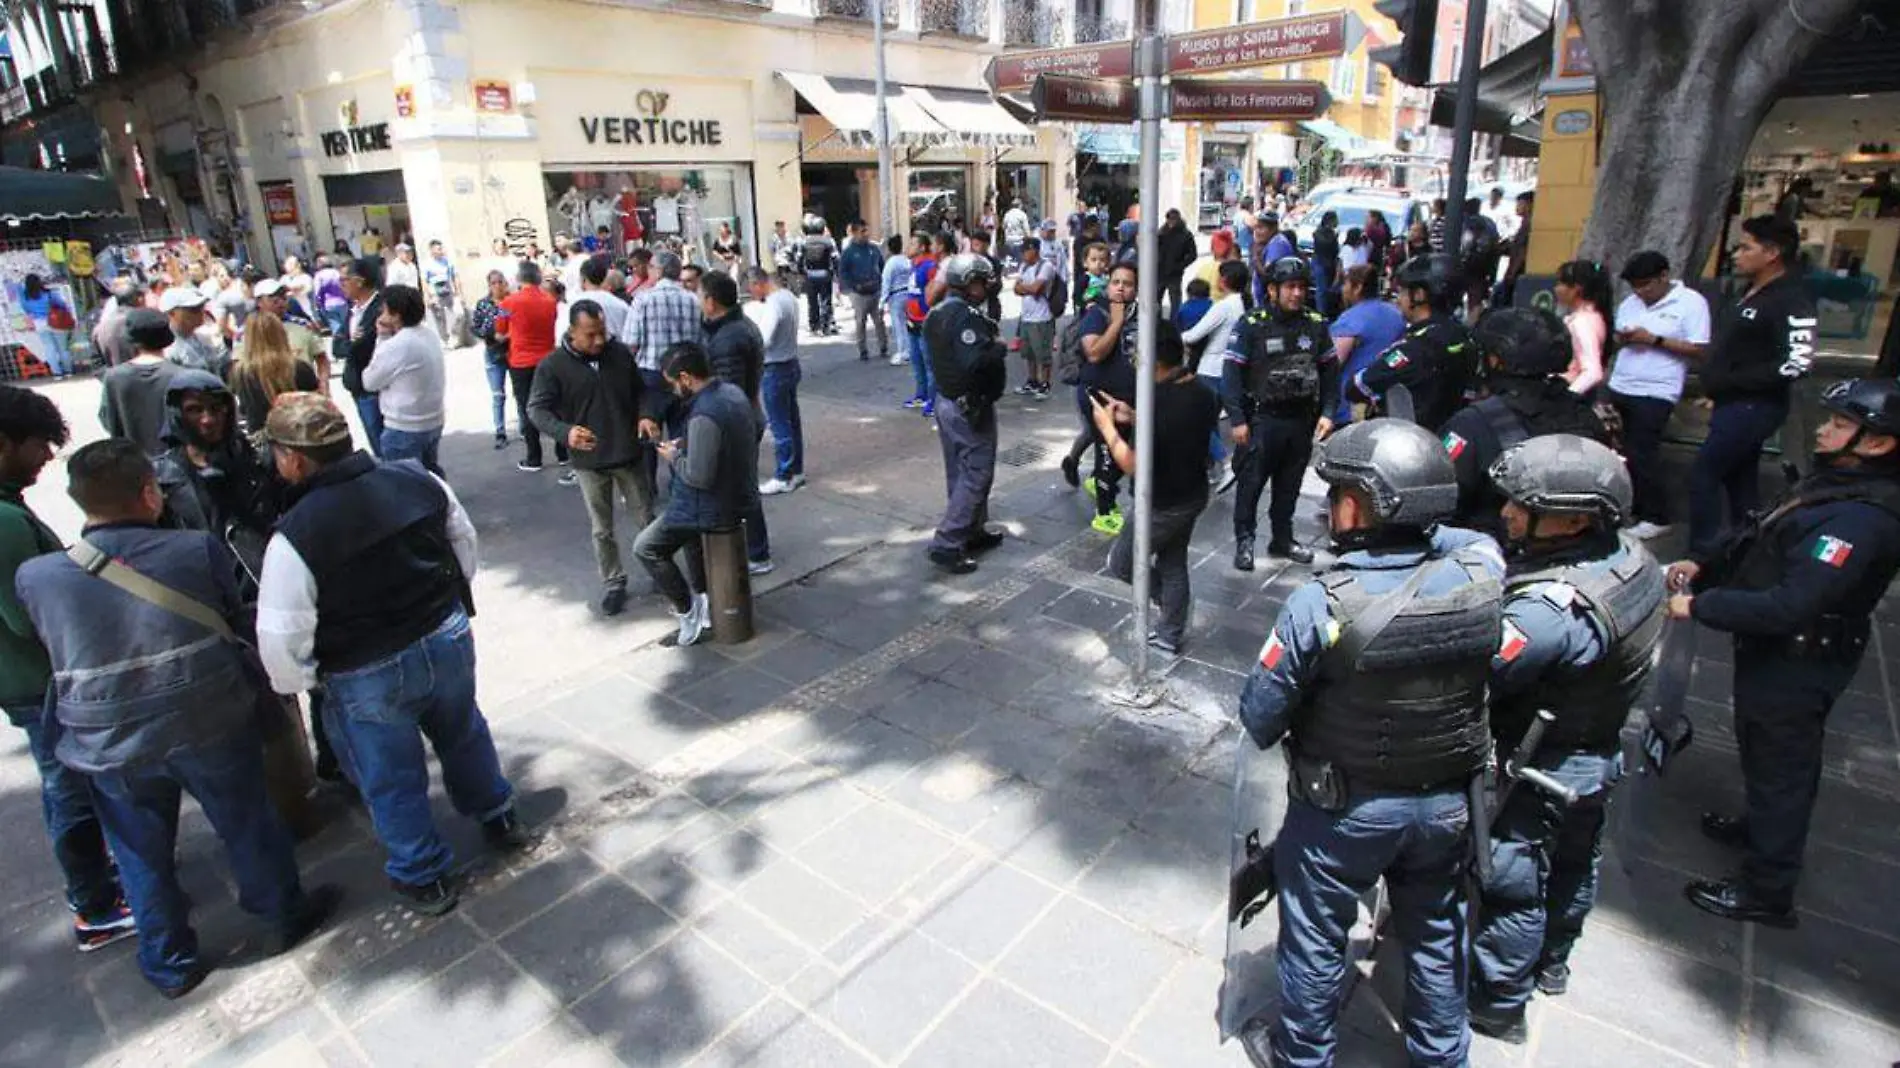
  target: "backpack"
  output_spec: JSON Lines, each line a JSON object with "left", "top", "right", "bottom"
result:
{"left": 1055, "top": 314, "right": 1085, "bottom": 386}
{"left": 1045, "top": 268, "right": 1068, "bottom": 317}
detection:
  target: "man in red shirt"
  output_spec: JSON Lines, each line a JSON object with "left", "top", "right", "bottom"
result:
{"left": 496, "top": 262, "right": 570, "bottom": 473}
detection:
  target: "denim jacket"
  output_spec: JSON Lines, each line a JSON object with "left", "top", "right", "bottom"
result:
{"left": 15, "top": 523, "right": 263, "bottom": 773}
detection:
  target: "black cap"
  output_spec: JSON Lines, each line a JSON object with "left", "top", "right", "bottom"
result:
{"left": 1619, "top": 251, "right": 1671, "bottom": 282}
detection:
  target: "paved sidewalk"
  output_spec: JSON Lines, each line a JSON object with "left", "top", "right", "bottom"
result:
{"left": 1, "top": 328, "right": 1898, "bottom": 1067}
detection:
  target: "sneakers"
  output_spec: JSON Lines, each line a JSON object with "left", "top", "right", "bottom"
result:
{"left": 890, "top": 353, "right": 908, "bottom": 366}
{"left": 1535, "top": 960, "right": 1570, "bottom": 997}
{"left": 760, "top": 474, "right": 806, "bottom": 495}
{"left": 747, "top": 558, "right": 776, "bottom": 576}
{"left": 557, "top": 470, "right": 578, "bottom": 487}
{"left": 482, "top": 808, "right": 535, "bottom": 853}
{"left": 1628, "top": 521, "right": 1673, "bottom": 540}
{"left": 1061, "top": 455, "right": 1081, "bottom": 488}
{"left": 1091, "top": 510, "right": 1124, "bottom": 536}
{"left": 928, "top": 548, "right": 978, "bottom": 575}
{"left": 492, "top": 434, "right": 508, "bottom": 451}
{"left": 1147, "top": 631, "right": 1181, "bottom": 656}
{"left": 1032, "top": 383, "right": 1051, "bottom": 401}
{"left": 1015, "top": 382, "right": 1038, "bottom": 396}
{"left": 676, "top": 593, "right": 711, "bottom": 647}
{"left": 920, "top": 402, "right": 936, "bottom": 418}
{"left": 516, "top": 460, "right": 544, "bottom": 473}
{"left": 902, "top": 396, "right": 927, "bottom": 410}
{"left": 157, "top": 968, "right": 211, "bottom": 1001}
{"left": 1082, "top": 476, "right": 1099, "bottom": 502}
{"left": 599, "top": 585, "right": 629, "bottom": 617}
{"left": 74, "top": 901, "right": 137, "bottom": 954}
{"left": 391, "top": 876, "right": 460, "bottom": 917}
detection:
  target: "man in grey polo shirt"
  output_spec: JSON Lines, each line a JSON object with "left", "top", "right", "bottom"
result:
{"left": 1608, "top": 250, "right": 1712, "bottom": 539}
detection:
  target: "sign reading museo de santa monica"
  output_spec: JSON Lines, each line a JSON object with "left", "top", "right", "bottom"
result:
{"left": 1165, "top": 10, "right": 1366, "bottom": 76}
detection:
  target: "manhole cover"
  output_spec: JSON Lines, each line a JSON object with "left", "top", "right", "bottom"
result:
{"left": 998, "top": 441, "right": 1049, "bottom": 468}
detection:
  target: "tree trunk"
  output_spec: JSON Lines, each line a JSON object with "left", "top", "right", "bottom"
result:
{"left": 1573, "top": 0, "right": 1871, "bottom": 281}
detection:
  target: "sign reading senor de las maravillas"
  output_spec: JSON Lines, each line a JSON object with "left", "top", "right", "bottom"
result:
{"left": 578, "top": 91, "right": 722, "bottom": 147}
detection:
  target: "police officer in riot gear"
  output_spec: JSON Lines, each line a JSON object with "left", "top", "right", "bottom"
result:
{"left": 1236, "top": 417, "right": 1506, "bottom": 1068}
{"left": 800, "top": 214, "right": 840, "bottom": 336}
{"left": 1350, "top": 254, "right": 1478, "bottom": 431}
{"left": 1468, "top": 435, "right": 1664, "bottom": 1042}
{"left": 1442, "top": 307, "right": 1608, "bottom": 537}
{"left": 1667, "top": 378, "right": 1900, "bottom": 926}
{"left": 924, "top": 254, "right": 1008, "bottom": 575}
{"left": 1224, "top": 256, "right": 1338, "bottom": 571}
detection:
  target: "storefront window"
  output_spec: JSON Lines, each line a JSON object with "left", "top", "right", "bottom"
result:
{"left": 1199, "top": 140, "right": 1247, "bottom": 231}
{"left": 544, "top": 166, "right": 752, "bottom": 269}
{"left": 908, "top": 167, "right": 970, "bottom": 234}
{"left": 994, "top": 164, "right": 1047, "bottom": 226}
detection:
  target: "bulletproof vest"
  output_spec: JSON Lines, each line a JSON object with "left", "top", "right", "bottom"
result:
{"left": 1245, "top": 311, "right": 1325, "bottom": 407}
{"left": 1728, "top": 472, "right": 1900, "bottom": 593}
{"left": 925, "top": 297, "right": 1004, "bottom": 402}
{"left": 1494, "top": 536, "right": 1666, "bottom": 752}
{"left": 803, "top": 236, "right": 833, "bottom": 271}
{"left": 1401, "top": 317, "right": 1477, "bottom": 431}
{"left": 1295, "top": 552, "right": 1502, "bottom": 790}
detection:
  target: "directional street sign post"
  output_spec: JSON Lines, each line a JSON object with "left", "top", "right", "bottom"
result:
{"left": 991, "top": 13, "right": 1367, "bottom": 702}
{"left": 1167, "top": 78, "right": 1331, "bottom": 122}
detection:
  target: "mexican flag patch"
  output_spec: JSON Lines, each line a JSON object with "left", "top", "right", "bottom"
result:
{"left": 1259, "top": 631, "right": 1286, "bottom": 671}
{"left": 1498, "top": 620, "right": 1530, "bottom": 662}
{"left": 1384, "top": 350, "right": 1410, "bottom": 370}
{"left": 1444, "top": 431, "right": 1467, "bottom": 460}
{"left": 1813, "top": 535, "right": 1854, "bottom": 568}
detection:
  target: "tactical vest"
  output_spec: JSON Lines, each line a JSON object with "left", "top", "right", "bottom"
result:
{"left": 1493, "top": 536, "right": 1666, "bottom": 753}
{"left": 803, "top": 237, "right": 833, "bottom": 272}
{"left": 1727, "top": 474, "right": 1900, "bottom": 592}
{"left": 1246, "top": 311, "right": 1325, "bottom": 408}
{"left": 1295, "top": 552, "right": 1502, "bottom": 790}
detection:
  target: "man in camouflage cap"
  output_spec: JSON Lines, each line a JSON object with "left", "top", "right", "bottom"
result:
{"left": 255, "top": 392, "right": 531, "bottom": 917}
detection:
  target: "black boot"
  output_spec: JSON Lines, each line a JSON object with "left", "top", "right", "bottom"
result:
{"left": 1684, "top": 878, "right": 1797, "bottom": 929}
{"left": 1233, "top": 536, "right": 1255, "bottom": 572}
{"left": 1535, "top": 960, "right": 1570, "bottom": 996}
{"left": 1268, "top": 541, "right": 1314, "bottom": 564}
{"left": 1469, "top": 1002, "right": 1529, "bottom": 1044}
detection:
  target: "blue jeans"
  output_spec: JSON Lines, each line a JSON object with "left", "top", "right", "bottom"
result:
{"left": 762, "top": 361, "right": 804, "bottom": 479}
{"left": 1313, "top": 261, "right": 1336, "bottom": 318}
{"left": 485, "top": 357, "right": 510, "bottom": 438}
{"left": 1274, "top": 790, "right": 1472, "bottom": 1068}
{"left": 35, "top": 327, "right": 70, "bottom": 375}
{"left": 1470, "top": 750, "right": 1621, "bottom": 1015}
{"left": 1202, "top": 378, "right": 1228, "bottom": 464}
{"left": 1689, "top": 398, "right": 1787, "bottom": 557}
{"left": 15, "top": 710, "right": 121, "bottom": 917}
{"left": 89, "top": 732, "right": 306, "bottom": 990}
{"left": 380, "top": 426, "right": 443, "bottom": 476}
{"left": 908, "top": 325, "right": 935, "bottom": 402}
{"left": 354, "top": 393, "right": 385, "bottom": 457}
{"left": 322, "top": 306, "right": 349, "bottom": 337}
{"left": 320, "top": 610, "right": 514, "bottom": 886}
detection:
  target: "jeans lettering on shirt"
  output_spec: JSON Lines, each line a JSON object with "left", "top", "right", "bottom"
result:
{"left": 1783, "top": 316, "right": 1818, "bottom": 378}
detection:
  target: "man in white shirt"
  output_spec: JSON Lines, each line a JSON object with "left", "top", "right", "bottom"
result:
{"left": 1012, "top": 241, "right": 1058, "bottom": 399}
{"left": 568, "top": 254, "right": 629, "bottom": 339}
{"left": 1483, "top": 187, "right": 1520, "bottom": 243}
{"left": 746, "top": 266, "right": 806, "bottom": 495}
{"left": 1002, "top": 199, "right": 1032, "bottom": 269}
{"left": 385, "top": 244, "right": 422, "bottom": 290}
{"left": 1607, "top": 250, "right": 1712, "bottom": 538}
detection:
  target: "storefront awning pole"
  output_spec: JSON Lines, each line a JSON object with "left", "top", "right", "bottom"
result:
{"left": 872, "top": 0, "right": 898, "bottom": 237}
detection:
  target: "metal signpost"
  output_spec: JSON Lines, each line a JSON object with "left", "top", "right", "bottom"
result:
{"left": 996, "top": 13, "right": 1376, "bottom": 701}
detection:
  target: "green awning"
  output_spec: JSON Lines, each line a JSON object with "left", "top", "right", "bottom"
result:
{"left": 1297, "top": 119, "right": 1366, "bottom": 150}
{"left": 0, "top": 165, "right": 124, "bottom": 221}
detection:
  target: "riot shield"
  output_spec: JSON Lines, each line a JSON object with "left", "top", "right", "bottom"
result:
{"left": 1612, "top": 617, "right": 1699, "bottom": 868}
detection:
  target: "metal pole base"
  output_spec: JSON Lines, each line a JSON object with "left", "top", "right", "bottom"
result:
{"left": 1108, "top": 682, "right": 1166, "bottom": 710}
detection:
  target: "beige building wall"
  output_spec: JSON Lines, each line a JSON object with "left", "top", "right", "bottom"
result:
{"left": 98, "top": 0, "right": 1074, "bottom": 271}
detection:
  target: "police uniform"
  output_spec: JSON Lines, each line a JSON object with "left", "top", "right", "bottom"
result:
{"left": 1441, "top": 384, "right": 1606, "bottom": 538}
{"left": 925, "top": 291, "right": 1007, "bottom": 558}
{"left": 1224, "top": 305, "right": 1337, "bottom": 554}
{"left": 801, "top": 229, "right": 840, "bottom": 334}
{"left": 1471, "top": 535, "right": 1663, "bottom": 1019}
{"left": 1239, "top": 524, "right": 1506, "bottom": 1068}
{"left": 1351, "top": 314, "right": 1477, "bottom": 432}
{"left": 1688, "top": 465, "right": 1900, "bottom": 913}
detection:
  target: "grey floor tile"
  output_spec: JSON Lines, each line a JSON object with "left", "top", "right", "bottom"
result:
{"left": 956, "top": 708, "right": 1089, "bottom": 787}
{"left": 745, "top": 773, "right": 872, "bottom": 849}
{"left": 569, "top": 931, "right": 769, "bottom": 1068}
{"left": 694, "top": 997, "right": 878, "bottom": 1067}
{"left": 1074, "top": 829, "right": 1226, "bottom": 948}
{"left": 462, "top": 848, "right": 609, "bottom": 938}
{"left": 936, "top": 644, "right": 1057, "bottom": 705}
{"left": 748, "top": 632, "right": 863, "bottom": 687}
{"left": 867, "top": 678, "right": 1000, "bottom": 747}
{"left": 1527, "top": 1004, "right": 1704, "bottom": 1067}
{"left": 734, "top": 854, "right": 874, "bottom": 951}
{"left": 796, "top": 802, "right": 960, "bottom": 907}
{"left": 543, "top": 670, "right": 722, "bottom": 768}
{"left": 692, "top": 897, "right": 828, "bottom": 987}
{"left": 1134, "top": 772, "right": 1234, "bottom": 860}
{"left": 1119, "top": 954, "right": 1236, "bottom": 1068}
{"left": 802, "top": 714, "right": 938, "bottom": 792}
{"left": 914, "top": 860, "right": 1059, "bottom": 966}
{"left": 1749, "top": 983, "right": 1900, "bottom": 1068}
{"left": 996, "top": 899, "right": 1185, "bottom": 1042}
{"left": 902, "top": 979, "right": 1110, "bottom": 1067}
{"left": 351, "top": 947, "right": 562, "bottom": 1068}
{"left": 675, "top": 666, "right": 800, "bottom": 723}
{"left": 810, "top": 930, "right": 980, "bottom": 1061}
{"left": 483, "top": 1013, "right": 626, "bottom": 1067}
{"left": 973, "top": 785, "right": 1129, "bottom": 887}
{"left": 499, "top": 877, "right": 681, "bottom": 1004}
{"left": 1552, "top": 926, "right": 1743, "bottom": 1060}
{"left": 316, "top": 913, "right": 488, "bottom": 1024}
{"left": 1749, "top": 909, "right": 1900, "bottom": 1024}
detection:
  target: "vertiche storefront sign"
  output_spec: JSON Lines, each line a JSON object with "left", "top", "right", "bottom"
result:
{"left": 578, "top": 90, "right": 722, "bottom": 148}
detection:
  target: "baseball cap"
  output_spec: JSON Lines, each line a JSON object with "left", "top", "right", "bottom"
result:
{"left": 1619, "top": 251, "right": 1671, "bottom": 282}
{"left": 264, "top": 392, "right": 353, "bottom": 449}
{"left": 159, "top": 287, "right": 207, "bottom": 312}
{"left": 1040, "top": 218, "right": 1058, "bottom": 233}
{"left": 253, "top": 278, "right": 284, "bottom": 298}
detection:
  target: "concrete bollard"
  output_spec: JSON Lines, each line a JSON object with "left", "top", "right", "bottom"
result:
{"left": 701, "top": 525, "right": 755, "bottom": 644}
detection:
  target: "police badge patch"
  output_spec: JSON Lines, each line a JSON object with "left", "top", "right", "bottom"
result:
{"left": 1297, "top": 334, "right": 1314, "bottom": 351}
{"left": 961, "top": 328, "right": 978, "bottom": 345}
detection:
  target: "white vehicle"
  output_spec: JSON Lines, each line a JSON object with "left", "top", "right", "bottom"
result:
{"left": 1292, "top": 189, "right": 1429, "bottom": 253}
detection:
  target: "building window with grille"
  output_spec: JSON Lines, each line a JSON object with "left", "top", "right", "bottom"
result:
{"left": 1330, "top": 56, "right": 1356, "bottom": 100}
{"left": 1364, "top": 56, "right": 1385, "bottom": 101}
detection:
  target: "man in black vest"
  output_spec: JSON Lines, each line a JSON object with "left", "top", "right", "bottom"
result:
{"left": 1667, "top": 378, "right": 1900, "bottom": 927}
{"left": 1235, "top": 418, "right": 1506, "bottom": 1067}
{"left": 1223, "top": 256, "right": 1337, "bottom": 571}
{"left": 1441, "top": 308, "right": 1607, "bottom": 539}
{"left": 255, "top": 393, "right": 529, "bottom": 917}
{"left": 800, "top": 215, "right": 839, "bottom": 336}
{"left": 1349, "top": 254, "right": 1478, "bottom": 432}
{"left": 1468, "top": 436, "right": 1664, "bottom": 1042}
{"left": 633, "top": 341, "right": 763, "bottom": 647}
{"left": 923, "top": 254, "right": 1008, "bottom": 575}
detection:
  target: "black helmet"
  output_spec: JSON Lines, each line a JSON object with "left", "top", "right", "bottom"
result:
{"left": 1269, "top": 257, "right": 1312, "bottom": 286}
{"left": 941, "top": 253, "right": 996, "bottom": 290}
{"left": 1474, "top": 307, "right": 1571, "bottom": 377}
{"left": 802, "top": 214, "right": 824, "bottom": 235}
{"left": 1393, "top": 253, "right": 1463, "bottom": 307}
{"left": 1488, "top": 434, "right": 1633, "bottom": 528}
{"left": 1315, "top": 418, "right": 1458, "bottom": 528}
{"left": 1820, "top": 378, "right": 1900, "bottom": 436}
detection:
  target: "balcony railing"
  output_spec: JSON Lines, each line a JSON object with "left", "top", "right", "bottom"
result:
{"left": 814, "top": 0, "right": 899, "bottom": 25}
{"left": 919, "top": 0, "right": 988, "bottom": 35}
{"left": 1002, "top": 0, "right": 1059, "bottom": 46}
{"left": 1073, "top": 15, "right": 1128, "bottom": 42}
